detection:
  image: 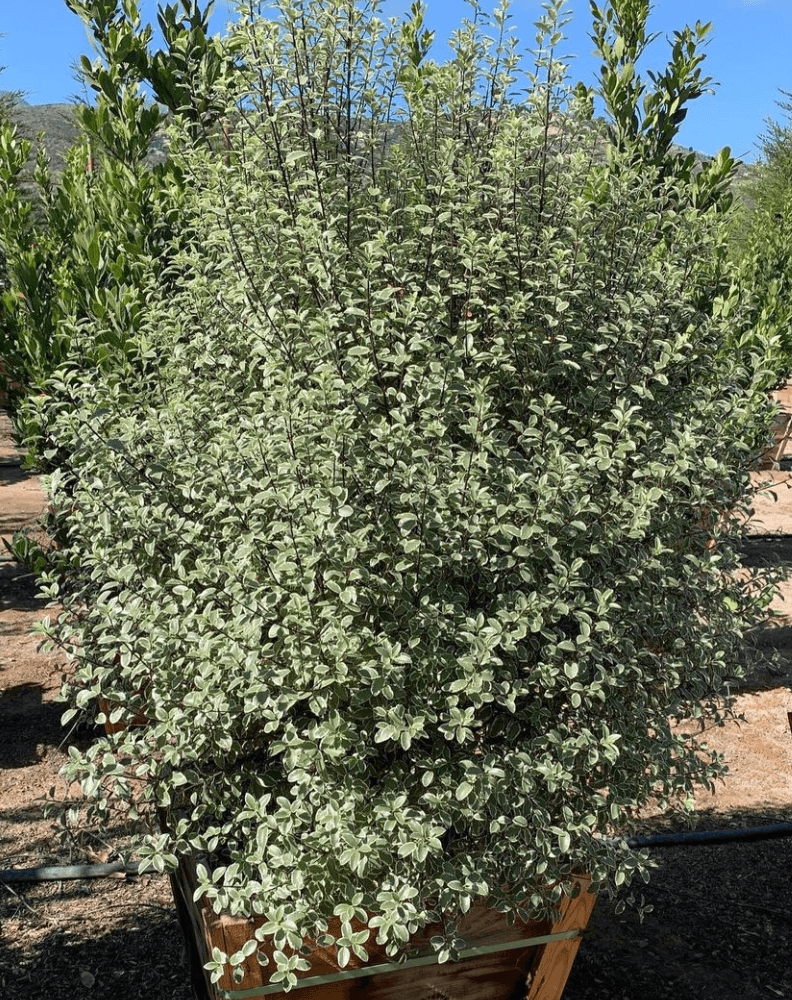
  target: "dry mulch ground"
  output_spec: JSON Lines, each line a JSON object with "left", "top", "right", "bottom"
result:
{"left": 1, "top": 410, "right": 791, "bottom": 1000}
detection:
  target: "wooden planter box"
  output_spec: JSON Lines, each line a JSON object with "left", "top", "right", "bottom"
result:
{"left": 97, "top": 695, "right": 148, "bottom": 735}
{"left": 169, "top": 855, "right": 595, "bottom": 1000}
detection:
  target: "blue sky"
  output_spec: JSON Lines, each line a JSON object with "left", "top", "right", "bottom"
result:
{"left": 0, "top": 0, "right": 788, "bottom": 162}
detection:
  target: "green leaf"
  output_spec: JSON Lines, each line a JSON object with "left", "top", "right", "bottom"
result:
{"left": 455, "top": 781, "right": 474, "bottom": 801}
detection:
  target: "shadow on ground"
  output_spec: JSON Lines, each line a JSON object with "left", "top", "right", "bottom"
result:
{"left": 565, "top": 807, "right": 792, "bottom": 1000}
{"left": 0, "top": 685, "right": 64, "bottom": 769}
{"left": 0, "top": 899, "right": 194, "bottom": 1000}
{"left": 0, "top": 561, "right": 47, "bottom": 613}
{"left": 731, "top": 535, "right": 792, "bottom": 689}
{"left": 739, "top": 534, "right": 792, "bottom": 568}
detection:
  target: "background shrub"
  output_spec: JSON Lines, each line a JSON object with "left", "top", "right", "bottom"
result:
{"left": 725, "top": 88, "right": 792, "bottom": 391}
{"left": 0, "top": 0, "right": 234, "bottom": 470}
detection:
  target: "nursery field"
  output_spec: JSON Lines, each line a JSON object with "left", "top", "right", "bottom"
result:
{"left": 1, "top": 409, "right": 791, "bottom": 1000}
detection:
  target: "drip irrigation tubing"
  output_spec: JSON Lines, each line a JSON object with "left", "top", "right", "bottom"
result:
{"left": 2, "top": 823, "right": 792, "bottom": 883}
{"left": 0, "top": 862, "right": 141, "bottom": 882}
{"left": 622, "top": 821, "right": 792, "bottom": 849}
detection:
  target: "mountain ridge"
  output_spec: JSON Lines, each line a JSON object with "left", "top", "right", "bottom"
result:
{"left": 5, "top": 101, "right": 757, "bottom": 186}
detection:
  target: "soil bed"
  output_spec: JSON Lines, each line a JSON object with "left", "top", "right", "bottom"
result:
{"left": 1, "top": 412, "right": 791, "bottom": 1000}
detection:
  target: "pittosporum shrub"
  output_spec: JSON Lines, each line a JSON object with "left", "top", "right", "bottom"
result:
{"left": 40, "top": 0, "right": 780, "bottom": 989}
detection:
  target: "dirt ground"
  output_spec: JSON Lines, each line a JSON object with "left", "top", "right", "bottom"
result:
{"left": 1, "top": 410, "right": 791, "bottom": 1000}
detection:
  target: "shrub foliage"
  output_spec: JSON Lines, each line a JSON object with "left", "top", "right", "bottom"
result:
{"left": 38, "top": 0, "right": 778, "bottom": 988}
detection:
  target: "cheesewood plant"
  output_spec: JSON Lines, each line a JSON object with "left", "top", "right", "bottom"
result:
{"left": 38, "top": 0, "right": 780, "bottom": 989}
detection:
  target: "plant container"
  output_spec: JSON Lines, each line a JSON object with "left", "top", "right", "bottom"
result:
{"left": 97, "top": 697, "right": 148, "bottom": 735}
{"left": 98, "top": 704, "right": 596, "bottom": 999}
{"left": 168, "top": 854, "right": 595, "bottom": 1000}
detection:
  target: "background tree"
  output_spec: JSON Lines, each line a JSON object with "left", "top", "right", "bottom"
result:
{"left": 0, "top": 0, "right": 236, "bottom": 469}
{"left": 0, "top": 45, "right": 26, "bottom": 298}
{"left": 66, "top": 0, "right": 238, "bottom": 158}
{"left": 590, "top": 0, "right": 734, "bottom": 211}
{"left": 742, "top": 89, "right": 792, "bottom": 219}
{"left": 722, "top": 89, "right": 792, "bottom": 391}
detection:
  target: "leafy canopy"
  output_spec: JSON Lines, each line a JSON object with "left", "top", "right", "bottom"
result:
{"left": 35, "top": 0, "right": 780, "bottom": 990}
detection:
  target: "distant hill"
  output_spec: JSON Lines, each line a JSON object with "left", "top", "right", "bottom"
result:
{"left": 7, "top": 101, "right": 168, "bottom": 175}
{"left": 9, "top": 103, "right": 81, "bottom": 174}
{"left": 5, "top": 101, "right": 757, "bottom": 188}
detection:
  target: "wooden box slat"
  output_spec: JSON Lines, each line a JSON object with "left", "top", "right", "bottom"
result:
{"left": 527, "top": 882, "right": 596, "bottom": 1000}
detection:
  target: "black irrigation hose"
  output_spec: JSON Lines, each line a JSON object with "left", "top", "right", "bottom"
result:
{"left": 2, "top": 823, "right": 792, "bottom": 883}
{"left": 0, "top": 862, "right": 141, "bottom": 882}
{"left": 623, "top": 821, "right": 792, "bottom": 849}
